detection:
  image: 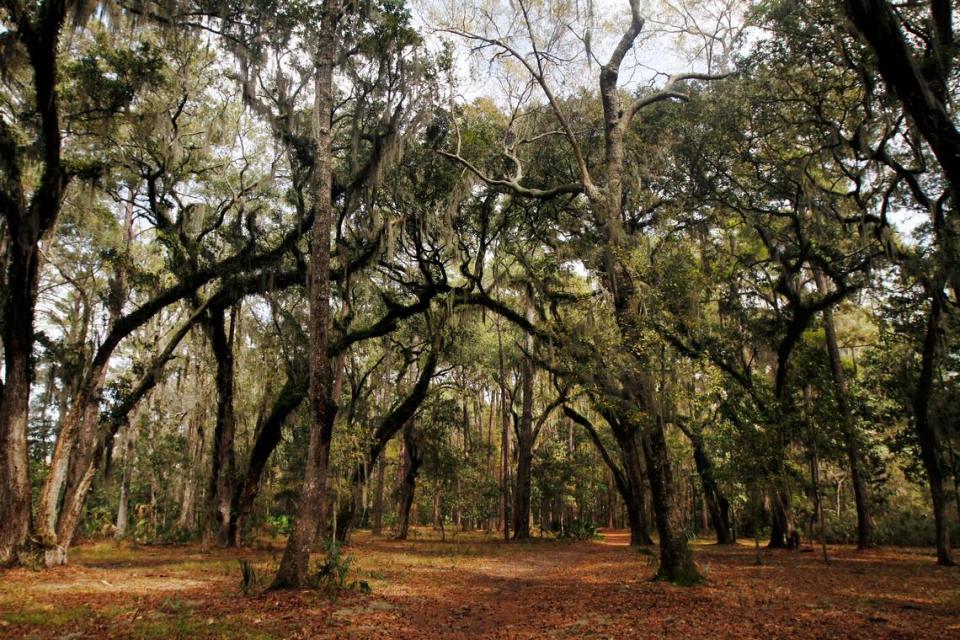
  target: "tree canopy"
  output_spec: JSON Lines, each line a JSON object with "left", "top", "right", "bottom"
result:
{"left": 1, "top": 0, "right": 958, "bottom": 604}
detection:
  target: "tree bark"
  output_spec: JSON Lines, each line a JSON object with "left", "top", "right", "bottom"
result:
{"left": 203, "top": 305, "right": 238, "bottom": 548}
{"left": 767, "top": 489, "right": 791, "bottom": 549}
{"left": 640, "top": 418, "right": 700, "bottom": 583}
{"left": 564, "top": 406, "right": 652, "bottom": 546}
{"left": 396, "top": 424, "right": 422, "bottom": 540}
{"left": 620, "top": 433, "right": 655, "bottom": 545}
{"left": 913, "top": 296, "right": 955, "bottom": 565}
{"left": 512, "top": 291, "right": 535, "bottom": 540}
{"left": 676, "top": 421, "right": 733, "bottom": 544}
{"left": 231, "top": 374, "right": 307, "bottom": 543}
{"left": 272, "top": 0, "right": 341, "bottom": 588}
{"left": 0, "top": 0, "right": 69, "bottom": 565}
{"left": 372, "top": 454, "right": 387, "bottom": 535}
{"left": 814, "top": 270, "right": 874, "bottom": 549}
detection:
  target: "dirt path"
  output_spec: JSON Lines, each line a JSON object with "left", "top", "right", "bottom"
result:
{"left": 1, "top": 529, "right": 958, "bottom": 639}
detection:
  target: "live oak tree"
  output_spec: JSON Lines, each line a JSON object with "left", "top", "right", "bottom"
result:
{"left": 438, "top": 0, "right": 732, "bottom": 583}
{"left": 4, "top": 0, "right": 960, "bottom": 592}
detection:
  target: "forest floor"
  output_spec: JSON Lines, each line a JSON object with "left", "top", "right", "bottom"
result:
{"left": 1, "top": 528, "right": 958, "bottom": 639}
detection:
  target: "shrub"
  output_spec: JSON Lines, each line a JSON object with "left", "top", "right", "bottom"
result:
{"left": 309, "top": 540, "right": 371, "bottom": 599}
{"left": 558, "top": 519, "right": 600, "bottom": 541}
{"left": 265, "top": 514, "right": 292, "bottom": 537}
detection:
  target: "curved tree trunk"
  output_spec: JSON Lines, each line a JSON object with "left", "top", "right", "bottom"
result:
{"left": 677, "top": 421, "right": 733, "bottom": 545}
{"left": 395, "top": 425, "right": 422, "bottom": 540}
{"left": 814, "top": 270, "right": 874, "bottom": 549}
{"left": 564, "top": 406, "right": 653, "bottom": 546}
{"left": 231, "top": 374, "right": 307, "bottom": 544}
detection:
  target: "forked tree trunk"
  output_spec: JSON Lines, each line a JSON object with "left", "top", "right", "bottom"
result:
{"left": 564, "top": 406, "right": 653, "bottom": 547}
{"left": 589, "top": 3, "right": 697, "bottom": 579}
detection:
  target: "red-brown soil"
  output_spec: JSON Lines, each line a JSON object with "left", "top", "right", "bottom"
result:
{"left": 1, "top": 529, "right": 958, "bottom": 639}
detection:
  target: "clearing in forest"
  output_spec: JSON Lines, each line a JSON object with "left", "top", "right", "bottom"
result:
{"left": 1, "top": 529, "right": 957, "bottom": 639}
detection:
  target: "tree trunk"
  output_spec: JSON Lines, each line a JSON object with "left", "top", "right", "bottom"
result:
{"left": 620, "top": 434, "right": 655, "bottom": 546}
{"left": 115, "top": 421, "right": 138, "bottom": 538}
{"left": 372, "top": 454, "right": 386, "bottom": 535}
{"left": 396, "top": 425, "right": 422, "bottom": 540}
{"left": 0, "top": 3, "right": 68, "bottom": 566}
{"left": 641, "top": 418, "right": 700, "bottom": 583}
{"left": 678, "top": 422, "right": 733, "bottom": 544}
{"left": 0, "top": 337, "right": 33, "bottom": 566}
{"left": 496, "top": 318, "right": 511, "bottom": 540}
{"left": 204, "top": 305, "right": 238, "bottom": 548}
{"left": 36, "top": 369, "right": 107, "bottom": 560}
{"left": 913, "top": 296, "right": 955, "bottom": 565}
{"left": 767, "top": 489, "right": 790, "bottom": 549}
{"left": 814, "top": 270, "right": 874, "bottom": 549}
{"left": 272, "top": 2, "right": 341, "bottom": 588}
{"left": 564, "top": 406, "right": 653, "bottom": 546}
{"left": 232, "top": 374, "right": 307, "bottom": 543}
{"left": 512, "top": 296, "right": 535, "bottom": 540}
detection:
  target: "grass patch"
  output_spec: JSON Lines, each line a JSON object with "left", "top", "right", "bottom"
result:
{"left": 128, "top": 616, "right": 277, "bottom": 640}
{"left": 2, "top": 603, "right": 92, "bottom": 627}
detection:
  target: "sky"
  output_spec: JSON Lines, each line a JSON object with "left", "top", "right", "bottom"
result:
{"left": 409, "top": 0, "right": 748, "bottom": 104}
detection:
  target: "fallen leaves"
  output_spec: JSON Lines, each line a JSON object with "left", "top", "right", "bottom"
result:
{"left": 0, "top": 530, "right": 957, "bottom": 639}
